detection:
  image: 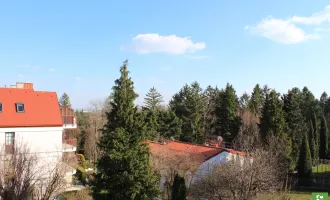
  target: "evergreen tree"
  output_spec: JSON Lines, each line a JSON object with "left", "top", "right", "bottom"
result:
{"left": 92, "top": 60, "right": 159, "bottom": 200}
{"left": 144, "top": 109, "right": 159, "bottom": 140}
{"left": 297, "top": 133, "right": 313, "bottom": 178}
{"left": 248, "top": 84, "right": 263, "bottom": 118}
{"left": 320, "top": 92, "right": 328, "bottom": 113}
{"left": 144, "top": 87, "right": 164, "bottom": 111}
{"left": 203, "top": 86, "right": 220, "bottom": 139}
{"left": 59, "top": 92, "right": 71, "bottom": 107}
{"left": 259, "top": 90, "right": 285, "bottom": 140}
{"left": 158, "top": 110, "right": 182, "bottom": 140}
{"left": 215, "top": 83, "right": 242, "bottom": 142}
{"left": 171, "top": 174, "right": 186, "bottom": 200}
{"left": 283, "top": 88, "right": 307, "bottom": 171}
{"left": 169, "top": 82, "right": 205, "bottom": 143}
{"left": 239, "top": 92, "right": 250, "bottom": 110}
{"left": 319, "top": 115, "right": 329, "bottom": 159}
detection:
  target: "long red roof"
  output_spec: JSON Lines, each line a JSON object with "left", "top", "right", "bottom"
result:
{"left": 148, "top": 140, "right": 224, "bottom": 163}
{"left": 0, "top": 88, "right": 63, "bottom": 127}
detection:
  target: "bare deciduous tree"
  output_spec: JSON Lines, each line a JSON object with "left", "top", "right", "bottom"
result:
{"left": 84, "top": 99, "right": 108, "bottom": 167}
{"left": 190, "top": 133, "right": 287, "bottom": 200}
{"left": 151, "top": 147, "right": 201, "bottom": 200}
{"left": 0, "top": 143, "right": 69, "bottom": 200}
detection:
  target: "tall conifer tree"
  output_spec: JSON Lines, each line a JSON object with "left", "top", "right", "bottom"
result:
{"left": 92, "top": 60, "right": 159, "bottom": 200}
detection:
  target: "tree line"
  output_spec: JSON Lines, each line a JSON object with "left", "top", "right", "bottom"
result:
{"left": 61, "top": 60, "right": 329, "bottom": 199}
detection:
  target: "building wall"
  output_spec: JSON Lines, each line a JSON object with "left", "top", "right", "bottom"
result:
{"left": 0, "top": 127, "right": 63, "bottom": 178}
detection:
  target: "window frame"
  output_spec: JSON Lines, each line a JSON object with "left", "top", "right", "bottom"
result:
{"left": 16, "top": 103, "right": 25, "bottom": 113}
{"left": 5, "top": 132, "right": 15, "bottom": 145}
{"left": 0, "top": 102, "right": 2, "bottom": 113}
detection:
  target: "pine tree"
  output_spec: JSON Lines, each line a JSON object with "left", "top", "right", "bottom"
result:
{"left": 92, "top": 60, "right": 159, "bottom": 200}
{"left": 283, "top": 88, "right": 307, "bottom": 171}
{"left": 320, "top": 92, "right": 328, "bottom": 113}
{"left": 297, "top": 133, "right": 313, "bottom": 178}
{"left": 259, "top": 90, "right": 285, "bottom": 140}
{"left": 169, "top": 82, "right": 205, "bottom": 143}
{"left": 248, "top": 84, "right": 263, "bottom": 118}
{"left": 171, "top": 174, "right": 186, "bottom": 200}
{"left": 144, "top": 87, "right": 164, "bottom": 111}
{"left": 59, "top": 93, "right": 71, "bottom": 107}
{"left": 203, "top": 86, "right": 220, "bottom": 139}
{"left": 319, "top": 115, "right": 329, "bottom": 159}
{"left": 158, "top": 110, "right": 182, "bottom": 140}
{"left": 215, "top": 83, "right": 242, "bottom": 142}
{"left": 239, "top": 92, "right": 250, "bottom": 110}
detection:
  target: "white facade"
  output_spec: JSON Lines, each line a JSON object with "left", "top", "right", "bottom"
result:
{"left": 0, "top": 126, "right": 64, "bottom": 178}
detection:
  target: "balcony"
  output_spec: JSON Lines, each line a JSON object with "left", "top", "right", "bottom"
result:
{"left": 63, "top": 138, "right": 77, "bottom": 152}
{"left": 62, "top": 116, "right": 77, "bottom": 129}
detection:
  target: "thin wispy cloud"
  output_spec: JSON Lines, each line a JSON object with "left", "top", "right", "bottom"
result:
{"left": 121, "top": 33, "right": 206, "bottom": 54}
{"left": 184, "top": 55, "right": 211, "bottom": 60}
{"left": 49, "top": 68, "right": 55, "bottom": 72}
{"left": 76, "top": 77, "right": 81, "bottom": 81}
{"left": 17, "top": 74, "right": 24, "bottom": 78}
{"left": 245, "top": 5, "right": 330, "bottom": 44}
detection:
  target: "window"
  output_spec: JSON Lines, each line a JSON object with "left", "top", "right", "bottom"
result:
{"left": 0, "top": 102, "right": 2, "bottom": 112}
{"left": 5, "top": 132, "right": 15, "bottom": 154}
{"left": 16, "top": 103, "right": 24, "bottom": 113}
{"left": 5, "top": 132, "right": 15, "bottom": 145}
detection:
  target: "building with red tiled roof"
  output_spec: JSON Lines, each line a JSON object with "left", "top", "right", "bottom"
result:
{"left": 0, "top": 82, "right": 77, "bottom": 191}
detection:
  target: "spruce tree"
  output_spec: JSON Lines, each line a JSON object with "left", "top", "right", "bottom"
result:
{"left": 203, "top": 86, "right": 220, "bottom": 139}
{"left": 297, "top": 133, "right": 313, "bottom": 178}
{"left": 169, "top": 82, "right": 205, "bottom": 143}
{"left": 320, "top": 92, "right": 328, "bottom": 113}
{"left": 144, "top": 87, "right": 164, "bottom": 111}
{"left": 92, "top": 60, "right": 159, "bottom": 200}
{"left": 283, "top": 88, "right": 307, "bottom": 171}
{"left": 59, "top": 92, "right": 71, "bottom": 107}
{"left": 248, "top": 84, "right": 263, "bottom": 118}
{"left": 239, "top": 92, "right": 250, "bottom": 110}
{"left": 319, "top": 115, "right": 329, "bottom": 159}
{"left": 171, "top": 174, "right": 186, "bottom": 200}
{"left": 259, "top": 90, "right": 285, "bottom": 140}
{"left": 215, "top": 83, "right": 242, "bottom": 142}
{"left": 158, "top": 110, "right": 182, "bottom": 140}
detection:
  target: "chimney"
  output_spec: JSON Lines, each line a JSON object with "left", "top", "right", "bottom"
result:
{"left": 11, "top": 82, "right": 34, "bottom": 90}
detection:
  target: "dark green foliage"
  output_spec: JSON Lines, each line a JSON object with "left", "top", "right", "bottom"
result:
{"left": 259, "top": 90, "right": 285, "bottom": 139}
{"left": 319, "top": 115, "right": 329, "bottom": 159}
{"left": 158, "top": 110, "right": 182, "bottom": 140}
{"left": 169, "top": 82, "right": 205, "bottom": 144}
{"left": 282, "top": 88, "right": 307, "bottom": 171}
{"left": 171, "top": 174, "right": 186, "bottom": 200}
{"left": 248, "top": 84, "right": 264, "bottom": 118}
{"left": 59, "top": 92, "right": 71, "bottom": 107}
{"left": 215, "top": 83, "right": 242, "bottom": 142}
{"left": 92, "top": 60, "right": 159, "bottom": 200}
{"left": 320, "top": 92, "right": 328, "bottom": 113}
{"left": 203, "top": 86, "right": 220, "bottom": 140}
{"left": 144, "top": 110, "right": 160, "bottom": 140}
{"left": 297, "top": 133, "right": 313, "bottom": 178}
{"left": 144, "top": 87, "right": 164, "bottom": 111}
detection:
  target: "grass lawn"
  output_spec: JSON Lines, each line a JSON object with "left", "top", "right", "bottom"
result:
{"left": 256, "top": 192, "right": 312, "bottom": 200}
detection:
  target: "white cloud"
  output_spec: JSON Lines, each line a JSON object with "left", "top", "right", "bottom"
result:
{"left": 122, "top": 34, "right": 206, "bottom": 54}
{"left": 76, "top": 77, "right": 81, "bottom": 81}
{"left": 289, "top": 5, "right": 330, "bottom": 25}
{"left": 246, "top": 5, "right": 330, "bottom": 44}
{"left": 160, "top": 66, "right": 172, "bottom": 71}
{"left": 49, "top": 68, "right": 55, "bottom": 72}
{"left": 17, "top": 74, "right": 24, "bottom": 78}
{"left": 184, "top": 55, "right": 211, "bottom": 60}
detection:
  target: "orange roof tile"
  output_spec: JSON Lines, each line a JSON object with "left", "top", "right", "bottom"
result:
{"left": 147, "top": 140, "right": 224, "bottom": 163}
{"left": 0, "top": 88, "right": 63, "bottom": 127}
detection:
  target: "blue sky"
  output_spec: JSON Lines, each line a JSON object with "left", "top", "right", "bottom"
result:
{"left": 1, "top": 0, "right": 330, "bottom": 109}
